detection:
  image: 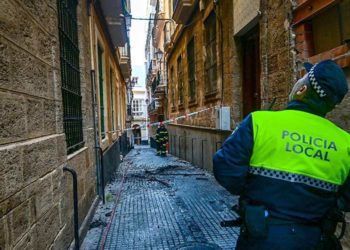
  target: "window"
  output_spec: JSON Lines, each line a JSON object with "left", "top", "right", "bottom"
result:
{"left": 177, "top": 56, "right": 184, "bottom": 104}
{"left": 294, "top": 0, "right": 350, "bottom": 57}
{"left": 110, "top": 68, "right": 115, "bottom": 132}
{"left": 116, "top": 85, "right": 121, "bottom": 129}
{"left": 170, "top": 67, "right": 175, "bottom": 108}
{"left": 204, "top": 12, "right": 217, "bottom": 94}
{"left": 132, "top": 99, "right": 143, "bottom": 116}
{"left": 97, "top": 44, "right": 106, "bottom": 139}
{"left": 311, "top": 0, "right": 350, "bottom": 55}
{"left": 57, "top": 0, "right": 84, "bottom": 154}
{"left": 187, "top": 38, "right": 196, "bottom": 102}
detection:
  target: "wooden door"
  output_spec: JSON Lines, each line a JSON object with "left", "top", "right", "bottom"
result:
{"left": 242, "top": 27, "right": 261, "bottom": 117}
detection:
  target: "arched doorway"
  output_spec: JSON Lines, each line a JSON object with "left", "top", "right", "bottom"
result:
{"left": 132, "top": 124, "right": 141, "bottom": 145}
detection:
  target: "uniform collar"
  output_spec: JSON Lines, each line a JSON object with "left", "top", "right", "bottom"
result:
{"left": 286, "top": 100, "right": 326, "bottom": 117}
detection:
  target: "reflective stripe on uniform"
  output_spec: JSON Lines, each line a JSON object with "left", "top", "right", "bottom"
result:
{"left": 249, "top": 166, "right": 339, "bottom": 192}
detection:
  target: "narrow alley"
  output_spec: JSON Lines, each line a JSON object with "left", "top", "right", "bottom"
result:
{"left": 2, "top": 0, "right": 350, "bottom": 249}
{"left": 82, "top": 146, "right": 239, "bottom": 250}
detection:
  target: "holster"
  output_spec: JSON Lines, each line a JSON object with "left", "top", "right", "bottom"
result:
{"left": 220, "top": 200, "right": 269, "bottom": 239}
{"left": 243, "top": 204, "right": 269, "bottom": 239}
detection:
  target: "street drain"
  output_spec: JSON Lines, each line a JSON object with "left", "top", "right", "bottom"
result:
{"left": 172, "top": 242, "right": 222, "bottom": 250}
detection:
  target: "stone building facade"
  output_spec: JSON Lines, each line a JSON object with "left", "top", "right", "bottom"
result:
{"left": 0, "top": 0, "right": 130, "bottom": 249}
{"left": 163, "top": 0, "right": 350, "bottom": 169}
{"left": 145, "top": 0, "right": 169, "bottom": 141}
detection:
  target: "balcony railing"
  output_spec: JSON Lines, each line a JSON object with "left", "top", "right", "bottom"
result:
{"left": 172, "top": 0, "right": 195, "bottom": 24}
{"left": 151, "top": 75, "right": 159, "bottom": 93}
{"left": 148, "top": 100, "right": 156, "bottom": 113}
{"left": 119, "top": 43, "right": 129, "bottom": 58}
{"left": 127, "top": 104, "right": 132, "bottom": 116}
{"left": 119, "top": 42, "right": 131, "bottom": 79}
{"left": 164, "top": 21, "right": 175, "bottom": 48}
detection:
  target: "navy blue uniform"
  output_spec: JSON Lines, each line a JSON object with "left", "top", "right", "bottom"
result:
{"left": 213, "top": 101, "right": 350, "bottom": 249}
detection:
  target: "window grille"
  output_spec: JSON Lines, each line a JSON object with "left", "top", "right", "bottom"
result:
{"left": 204, "top": 12, "right": 217, "bottom": 94}
{"left": 57, "top": 0, "right": 84, "bottom": 154}
{"left": 187, "top": 38, "right": 196, "bottom": 101}
{"left": 98, "top": 45, "right": 106, "bottom": 139}
{"left": 177, "top": 56, "right": 184, "bottom": 104}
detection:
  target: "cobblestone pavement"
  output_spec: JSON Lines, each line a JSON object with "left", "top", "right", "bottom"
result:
{"left": 83, "top": 146, "right": 239, "bottom": 250}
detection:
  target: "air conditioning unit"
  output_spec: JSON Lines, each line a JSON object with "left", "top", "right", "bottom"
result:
{"left": 215, "top": 107, "right": 231, "bottom": 131}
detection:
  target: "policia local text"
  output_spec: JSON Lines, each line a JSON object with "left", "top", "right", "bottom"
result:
{"left": 282, "top": 130, "right": 337, "bottom": 162}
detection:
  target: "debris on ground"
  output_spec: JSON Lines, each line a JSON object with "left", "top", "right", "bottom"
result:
{"left": 81, "top": 146, "right": 239, "bottom": 250}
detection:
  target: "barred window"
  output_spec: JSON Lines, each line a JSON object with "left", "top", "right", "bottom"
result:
{"left": 57, "top": 0, "right": 84, "bottom": 154}
{"left": 187, "top": 38, "right": 196, "bottom": 102}
{"left": 204, "top": 12, "right": 217, "bottom": 94}
{"left": 97, "top": 44, "right": 106, "bottom": 139}
{"left": 177, "top": 56, "right": 184, "bottom": 104}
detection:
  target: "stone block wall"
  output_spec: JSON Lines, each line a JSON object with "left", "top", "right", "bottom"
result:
{"left": 0, "top": 0, "right": 97, "bottom": 249}
{"left": 167, "top": 124, "right": 231, "bottom": 171}
{"left": 166, "top": 0, "right": 296, "bottom": 128}
{"left": 258, "top": 0, "right": 295, "bottom": 110}
{"left": 166, "top": 0, "right": 237, "bottom": 129}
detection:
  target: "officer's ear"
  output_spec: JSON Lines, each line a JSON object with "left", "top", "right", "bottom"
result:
{"left": 296, "top": 85, "right": 308, "bottom": 96}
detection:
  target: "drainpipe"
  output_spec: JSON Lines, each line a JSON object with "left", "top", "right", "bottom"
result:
{"left": 63, "top": 166, "right": 80, "bottom": 250}
{"left": 97, "top": 147, "right": 105, "bottom": 204}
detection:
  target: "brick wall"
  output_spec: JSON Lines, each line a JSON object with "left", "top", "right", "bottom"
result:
{"left": 0, "top": 1, "right": 96, "bottom": 249}
{"left": 293, "top": 0, "right": 350, "bottom": 132}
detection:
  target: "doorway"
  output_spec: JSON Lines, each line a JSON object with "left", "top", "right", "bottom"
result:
{"left": 133, "top": 124, "right": 141, "bottom": 145}
{"left": 242, "top": 26, "right": 261, "bottom": 117}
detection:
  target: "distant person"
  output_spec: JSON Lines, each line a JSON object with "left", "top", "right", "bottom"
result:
{"left": 213, "top": 60, "right": 350, "bottom": 250}
{"left": 156, "top": 124, "right": 168, "bottom": 157}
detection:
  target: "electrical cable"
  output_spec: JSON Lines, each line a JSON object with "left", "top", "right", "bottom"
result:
{"left": 131, "top": 17, "right": 173, "bottom": 21}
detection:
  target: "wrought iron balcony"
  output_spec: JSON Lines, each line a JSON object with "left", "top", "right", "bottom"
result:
{"left": 98, "top": 0, "right": 128, "bottom": 47}
{"left": 172, "top": 0, "right": 196, "bottom": 24}
{"left": 119, "top": 42, "right": 131, "bottom": 79}
{"left": 147, "top": 100, "right": 156, "bottom": 113}
{"left": 119, "top": 43, "right": 129, "bottom": 58}
{"left": 164, "top": 21, "right": 175, "bottom": 49}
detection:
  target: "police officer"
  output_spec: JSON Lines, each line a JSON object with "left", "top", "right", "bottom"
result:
{"left": 213, "top": 60, "right": 350, "bottom": 250}
{"left": 156, "top": 123, "right": 168, "bottom": 156}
